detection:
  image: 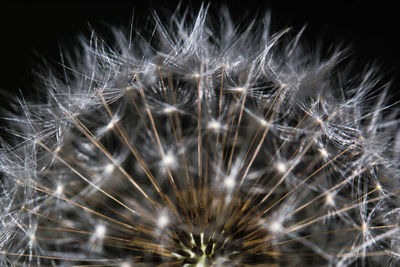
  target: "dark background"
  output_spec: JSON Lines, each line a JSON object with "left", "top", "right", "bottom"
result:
{"left": 0, "top": 1, "right": 399, "bottom": 101}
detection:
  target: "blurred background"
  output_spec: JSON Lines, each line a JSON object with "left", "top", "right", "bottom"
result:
{"left": 0, "top": 0, "right": 398, "bottom": 101}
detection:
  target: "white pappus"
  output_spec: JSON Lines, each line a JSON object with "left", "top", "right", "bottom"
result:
{"left": 1, "top": 4, "right": 400, "bottom": 267}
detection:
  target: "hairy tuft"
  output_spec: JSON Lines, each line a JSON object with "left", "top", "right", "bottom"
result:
{"left": 1, "top": 5, "right": 400, "bottom": 267}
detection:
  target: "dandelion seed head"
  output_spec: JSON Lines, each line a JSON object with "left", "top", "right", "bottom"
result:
{"left": 0, "top": 4, "right": 399, "bottom": 267}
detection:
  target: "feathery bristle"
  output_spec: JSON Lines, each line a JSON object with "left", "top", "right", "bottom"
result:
{"left": 1, "top": 5, "right": 400, "bottom": 267}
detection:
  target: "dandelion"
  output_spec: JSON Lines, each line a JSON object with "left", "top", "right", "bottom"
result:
{"left": 1, "top": 4, "right": 400, "bottom": 267}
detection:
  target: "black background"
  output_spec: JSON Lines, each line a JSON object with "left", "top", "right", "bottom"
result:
{"left": 0, "top": 1, "right": 399, "bottom": 101}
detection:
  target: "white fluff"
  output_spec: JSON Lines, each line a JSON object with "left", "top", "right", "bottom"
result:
{"left": 0, "top": 4, "right": 399, "bottom": 266}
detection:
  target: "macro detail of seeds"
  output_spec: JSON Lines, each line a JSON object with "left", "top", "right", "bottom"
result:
{"left": 1, "top": 5, "right": 400, "bottom": 267}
